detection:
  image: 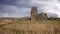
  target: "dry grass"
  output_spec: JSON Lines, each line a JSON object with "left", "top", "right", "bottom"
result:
{"left": 0, "top": 19, "right": 60, "bottom": 34}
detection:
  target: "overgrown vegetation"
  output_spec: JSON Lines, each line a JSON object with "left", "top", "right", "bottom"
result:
{"left": 0, "top": 18, "right": 60, "bottom": 34}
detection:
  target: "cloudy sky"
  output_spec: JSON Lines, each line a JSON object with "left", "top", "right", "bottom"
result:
{"left": 0, "top": 0, "right": 60, "bottom": 18}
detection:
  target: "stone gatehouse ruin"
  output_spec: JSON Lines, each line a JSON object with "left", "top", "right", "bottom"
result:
{"left": 30, "top": 7, "right": 47, "bottom": 20}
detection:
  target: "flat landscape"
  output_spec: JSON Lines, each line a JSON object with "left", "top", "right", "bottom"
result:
{"left": 0, "top": 18, "right": 60, "bottom": 34}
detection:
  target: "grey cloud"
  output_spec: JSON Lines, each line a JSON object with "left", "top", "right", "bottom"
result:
{"left": 0, "top": 0, "right": 17, "bottom": 4}
{"left": 0, "top": 0, "right": 30, "bottom": 7}
{"left": 0, "top": 0, "right": 60, "bottom": 18}
{"left": 0, "top": 5, "right": 31, "bottom": 18}
{"left": 0, "top": 0, "right": 31, "bottom": 18}
{"left": 0, "top": 5, "right": 15, "bottom": 14}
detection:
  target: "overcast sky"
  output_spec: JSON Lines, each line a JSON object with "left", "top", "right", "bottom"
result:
{"left": 0, "top": 0, "right": 60, "bottom": 18}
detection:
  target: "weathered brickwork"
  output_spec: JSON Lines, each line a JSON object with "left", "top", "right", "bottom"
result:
{"left": 30, "top": 7, "right": 47, "bottom": 20}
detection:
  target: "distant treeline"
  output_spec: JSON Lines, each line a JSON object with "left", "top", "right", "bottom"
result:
{"left": 48, "top": 18, "right": 60, "bottom": 20}
{"left": 0, "top": 18, "right": 60, "bottom": 21}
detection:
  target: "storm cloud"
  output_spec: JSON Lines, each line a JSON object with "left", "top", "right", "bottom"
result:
{"left": 0, "top": 0, "right": 60, "bottom": 18}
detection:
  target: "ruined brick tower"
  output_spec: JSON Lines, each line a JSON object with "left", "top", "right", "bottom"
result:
{"left": 30, "top": 7, "right": 38, "bottom": 20}
{"left": 30, "top": 7, "right": 47, "bottom": 20}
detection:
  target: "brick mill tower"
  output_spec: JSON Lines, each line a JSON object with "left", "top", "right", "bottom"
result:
{"left": 30, "top": 7, "right": 38, "bottom": 20}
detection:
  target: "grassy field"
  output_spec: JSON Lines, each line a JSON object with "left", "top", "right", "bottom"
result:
{"left": 0, "top": 19, "right": 60, "bottom": 34}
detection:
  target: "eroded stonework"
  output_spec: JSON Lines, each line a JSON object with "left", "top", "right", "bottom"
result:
{"left": 30, "top": 7, "right": 47, "bottom": 20}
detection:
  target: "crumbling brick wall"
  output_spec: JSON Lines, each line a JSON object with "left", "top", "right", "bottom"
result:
{"left": 37, "top": 13, "right": 47, "bottom": 20}
{"left": 30, "top": 7, "right": 48, "bottom": 20}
